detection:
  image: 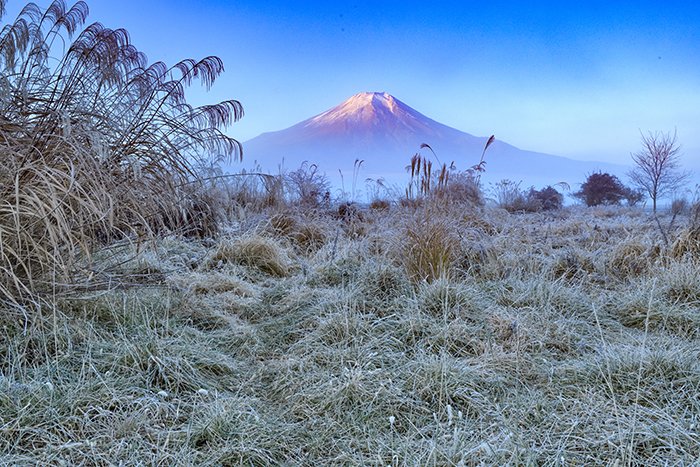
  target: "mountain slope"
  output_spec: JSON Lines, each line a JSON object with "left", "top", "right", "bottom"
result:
{"left": 232, "top": 92, "right": 628, "bottom": 190}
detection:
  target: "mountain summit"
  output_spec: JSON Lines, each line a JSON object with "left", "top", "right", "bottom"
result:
{"left": 261, "top": 91, "right": 459, "bottom": 149}
{"left": 234, "top": 92, "right": 626, "bottom": 190}
{"left": 310, "top": 92, "right": 402, "bottom": 126}
{"left": 305, "top": 92, "right": 439, "bottom": 136}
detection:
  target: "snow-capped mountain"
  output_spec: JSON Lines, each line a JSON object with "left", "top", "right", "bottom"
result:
{"left": 231, "top": 92, "right": 628, "bottom": 191}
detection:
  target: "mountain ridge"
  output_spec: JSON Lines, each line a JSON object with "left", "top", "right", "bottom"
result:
{"left": 230, "top": 92, "right": 629, "bottom": 191}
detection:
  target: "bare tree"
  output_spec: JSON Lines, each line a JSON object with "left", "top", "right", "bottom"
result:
{"left": 629, "top": 130, "right": 690, "bottom": 213}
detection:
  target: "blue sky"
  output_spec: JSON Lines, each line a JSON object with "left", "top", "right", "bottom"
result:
{"left": 4, "top": 0, "right": 700, "bottom": 166}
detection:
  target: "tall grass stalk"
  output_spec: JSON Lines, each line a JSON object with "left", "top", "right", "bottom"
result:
{"left": 0, "top": 0, "right": 242, "bottom": 307}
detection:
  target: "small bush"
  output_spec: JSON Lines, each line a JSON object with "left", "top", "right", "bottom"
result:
{"left": 285, "top": 162, "right": 330, "bottom": 207}
{"left": 492, "top": 180, "right": 558, "bottom": 212}
{"left": 574, "top": 172, "right": 636, "bottom": 207}
{"left": 528, "top": 186, "right": 563, "bottom": 211}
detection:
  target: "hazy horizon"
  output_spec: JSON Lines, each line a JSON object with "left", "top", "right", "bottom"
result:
{"left": 4, "top": 0, "right": 700, "bottom": 168}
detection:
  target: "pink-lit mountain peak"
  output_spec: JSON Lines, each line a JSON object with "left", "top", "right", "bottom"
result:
{"left": 304, "top": 91, "right": 435, "bottom": 134}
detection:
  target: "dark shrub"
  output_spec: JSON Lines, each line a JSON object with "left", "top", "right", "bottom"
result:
{"left": 528, "top": 186, "right": 563, "bottom": 211}
{"left": 574, "top": 172, "right": 632, "bottom": 207}
{"left": 493, "top": 180, "right": 561, "bottom": 213}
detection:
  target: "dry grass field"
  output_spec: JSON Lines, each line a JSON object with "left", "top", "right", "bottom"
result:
{"left": 1, "top": 2, "right": 699, "bottom": 465}
{"left": 3, "top": 198, "right": 700, "bottom": 465}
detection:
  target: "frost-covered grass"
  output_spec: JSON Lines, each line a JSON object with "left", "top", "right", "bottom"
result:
{"left": 2, "top": 203, "right": 700, "bottom": 465}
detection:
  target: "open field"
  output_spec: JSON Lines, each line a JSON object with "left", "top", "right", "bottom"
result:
{"left": 1, "top": 2, "right": 698, "bottom": 465}
{"left": 3, "top": 201, "right": 699, "bottom": 465}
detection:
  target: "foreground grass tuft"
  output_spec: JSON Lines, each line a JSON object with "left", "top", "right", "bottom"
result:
{"left": 209, "top": 235, "right": 291, "bottom": 277}
{"left": 0, "top": 0, "right": 242, "bottom": 311}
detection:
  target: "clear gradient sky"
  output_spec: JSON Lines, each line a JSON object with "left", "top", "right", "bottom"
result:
{"left": 5, "top": 0, "right": 700, "bottom": 166}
